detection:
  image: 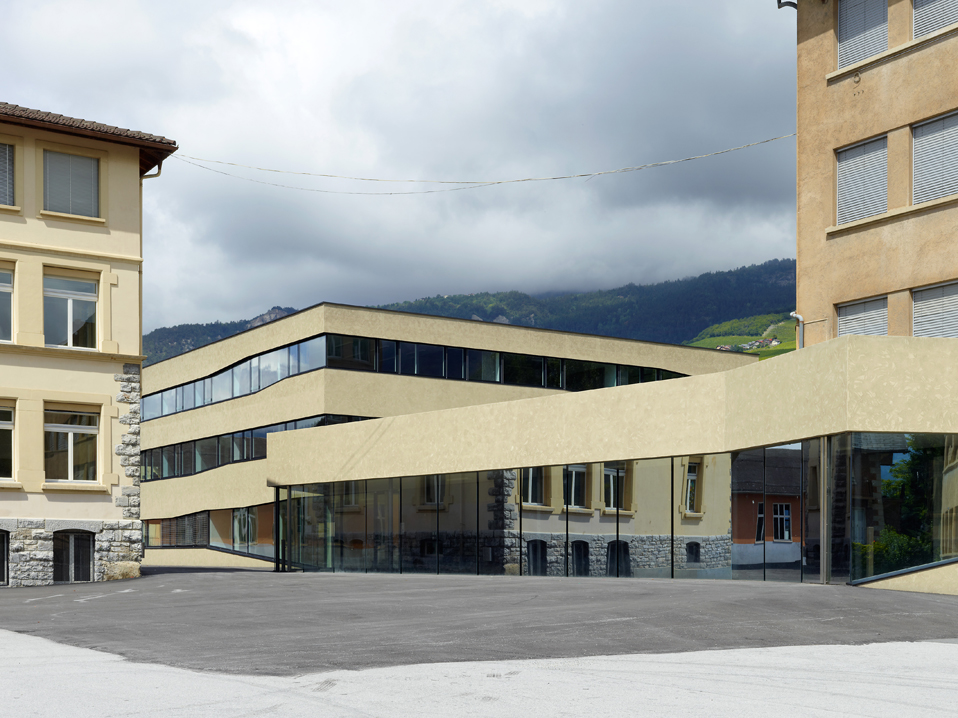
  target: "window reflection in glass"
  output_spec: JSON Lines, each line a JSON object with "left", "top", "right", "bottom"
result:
{"left": 416, "top": 344, "right": 444, "bottom": 378}
{"left": 232, "top": 360, "right": 250, "bottom": 398}
{"left": 399, "top": 342, "right": 416, "bottom": 376}
{"left": 565, "top": 360, "right": 616, "bottom": 392}
{"left": 211, "top": 370, "right": 231, "bottom": 403}
{"left": 466, "top": 349, "right": 499, "bottom": 382}
{"left": 503, "top": 354, "right": 544, "bottom": 387}
{"left": 445, "top": 347, "right": 464, "bottom": 380}
{"left": 299, "top": 337, "right": 326, "bottom": 373}
{"left": 378, "top": 340, "right": 397, "bottom": 373}
{"left": 0, "top": 271, "right": 12, "bottom": 343}
{"left": 260, "top": 347, "right": 289, "bottom": 388}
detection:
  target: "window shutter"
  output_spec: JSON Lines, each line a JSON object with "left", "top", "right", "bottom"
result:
{"left": 43, "top": 151, "right": 99, "bottom": 218}
{"left": 838, "top": 297, "right": 888, "bottom": 336}
{"left": 914, "top": 282, "right": 958, "bottom": 337}
{"left": 837, "top": 137, "right": 887, "bottom": 224}
{"left": 913, "top": 112, "right": 958, "bottom": 204}
{"left": 914, "top": 0, "right": 958, "bottom": 38}
{"left": 0, "top": 144, "right": 12, "bottom": 207}
{"left": 838, "top": 0, "right": 888, "bottom": 68}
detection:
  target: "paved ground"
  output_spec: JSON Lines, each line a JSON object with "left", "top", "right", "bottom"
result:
{"left": 4, "top": 630, "right": 958, "bottom": 717}
{"left": 0, "top": 568, "right": 957, "bottom": 676}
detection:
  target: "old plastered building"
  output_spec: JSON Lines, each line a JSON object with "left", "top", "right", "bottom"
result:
{"left": 0, "top": 104, "right": 176, "bottom": 586}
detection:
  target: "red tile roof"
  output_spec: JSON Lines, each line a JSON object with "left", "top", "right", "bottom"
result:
{"left": 0, "top": 103, "right": 175, "bottom": 147}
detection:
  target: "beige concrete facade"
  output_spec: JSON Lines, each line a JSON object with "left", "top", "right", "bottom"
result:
{"left": 0, "top": 108, "right": 175, "bottom": 586}
{"left": 139, "top": 304, "right": 751, "bottom": 565}
{"left": 265, "top": 335, "right": 958, "bottom": 485}
{"left": 796, "top": 0, "right": 958, "bottom": 345}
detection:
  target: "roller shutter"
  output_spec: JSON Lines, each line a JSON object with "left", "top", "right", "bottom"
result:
{"left": 0, "top": 144, "right": 12, "bottom": 207}
{"left": 838, "top": 297, "right": 888, "bottom": 336}
{"left": 914, "top": 112, "right": 958, "bottom": 204}
{"left": 837, "top": 136, "right": 887, "bottom": 224}
{"left": 914, "top": 0, "right": 958, "bottom": 38}
{"left": 914, "top": 282, "right": 958, "bottom": 337}
{"left": 838, "top": 0, "right": 888, "bottom": 68}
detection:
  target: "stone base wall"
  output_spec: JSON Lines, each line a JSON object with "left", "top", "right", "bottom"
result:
{"left": 672, "top": 534, "right": 732, "bottom": 570}
{"left": 1, "top": 518, "right": 142, "bottom": 588}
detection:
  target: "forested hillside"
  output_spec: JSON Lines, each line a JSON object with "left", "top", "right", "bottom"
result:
{"left": 143, "top": 306, "right": 296, "bottom": 366}
{"left": 142, "top": 259, "right": 796, "bottom": 364}
{"left": 380, "top": 259, "right": 796, "bottom": 345}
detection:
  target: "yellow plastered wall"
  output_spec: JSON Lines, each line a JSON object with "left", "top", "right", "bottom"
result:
{"left": 0, "top": 119, "right": 148, "bottom": 522}
{"left": 796, "top": 0, "right": 958, "bottom": 344}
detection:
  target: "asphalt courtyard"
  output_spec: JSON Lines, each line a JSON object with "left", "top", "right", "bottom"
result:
{"left": 1, "top": 567, "right": 957, "bottom": 676}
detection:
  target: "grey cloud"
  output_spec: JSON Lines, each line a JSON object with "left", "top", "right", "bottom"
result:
{"left": 2, "top": 0, "right": 798, "bottom": 331}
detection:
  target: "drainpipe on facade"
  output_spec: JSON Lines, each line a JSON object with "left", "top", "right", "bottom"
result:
{"left": 142, "top": 161, "right": 163, "bottom": 180}
{"left": 790, "top": 312, "right": 804, "bottom": 349}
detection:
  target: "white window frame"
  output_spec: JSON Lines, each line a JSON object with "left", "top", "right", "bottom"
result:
{"left": 564, "top": 465, "right": 587, "bottom": 508}
{"left": 773, "top": 503, "right": 792, "bottom": 542}
{"left": 755, "top": 502, "right": 765, "bottom": 543}
{"left": 43, "top": 276, "right": 98, "bottom": 350}
{"left": 343, "top": 480, "right": 360, "bottom": 507}
{"left": 685, "top": 462, "right": 700, "bottom": 513}
{"left": 43, "top": 411, "right": 99, "bottom": 482}
{"left": 521, "top": 467, "right": 545, "bottom": 505}
{"left": 422, "top": 474, "right": 445, "bottom": 505}
{"left": 0, "top": 270, "right": 11, "bottom": 344}
{"left": 0, "top": 407, "right": 12, "bottom": 480}
{"left": 604, "top": 467, "right": 624, "bottom": 510}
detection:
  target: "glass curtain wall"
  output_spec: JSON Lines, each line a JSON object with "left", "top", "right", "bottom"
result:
{"left": 832, "top": 433, "right": 957, "bottom": 583}
{"left": 278, "top": 439, "right": 828, "bottom": 582}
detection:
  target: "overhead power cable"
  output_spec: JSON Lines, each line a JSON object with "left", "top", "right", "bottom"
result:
{"left": 172, "top": 133, "right": 796, "bottom": 196}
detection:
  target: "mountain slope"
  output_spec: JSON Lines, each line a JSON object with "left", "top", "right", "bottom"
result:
{"left": 379, "top": 259, "right": 796, "bottom": 345}
{"left": 143, "top": 306, "right": 296, "bottom": 366}
{"left": 141, "top": 258, "right": 796, "bottom": 364}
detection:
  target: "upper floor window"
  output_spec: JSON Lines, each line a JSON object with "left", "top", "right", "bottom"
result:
{"left": 837, "top": 296, "right": 888, "bottom": 336}
{"left": 836, "top": 136, "right": 887, "bottom": 225}
{"left": 43, "top": 150, "right": 99, "bottom": 218}
{"left": 914, "top": 0, "right": 958, "bottom": 39}
{"left": 0, "top": 270, "right": 11, "bottom": 342}
{"left": 913, "top": 281, "right": 958, "bottom": 338}
{"left": 43, "top": 410, "right": 98, "bottom": 482}
{"left": 773, "top": 503, "right": 792, "bottom": 541}
{"left": 604, "top": 467, "right": 625, "bottom": 510}
{"left": 755, "top": 502, "right": 765, "bottom": 543}
{"left": 838, "top": 0, "right": 888, "bottom": 69}
{"left": 563, "top": 465, "right": 587, "bottom": 508}
{"left": 0, "top": 407, "right": 12, "bottom": 480}
{"left": 685, "top": 462, "right": 700, "bottom": 513}
{"left": 0, "top": 143, "right": 13, "bottom": 207}
{"left": 521, "top": 467, "right": 545, "bottom": 505}
{"left": 422, "top": 474, "right": 445, "bottom": 505}
{"left": 43, "top": 276, "right": 97, "bottom": 349}
{"left": 913, "top": 111, "right": 958, "bottom": 205}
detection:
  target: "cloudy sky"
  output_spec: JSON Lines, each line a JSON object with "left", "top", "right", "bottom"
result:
{"left": 5, "top": 1, "right": 798, "bottom": 331}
